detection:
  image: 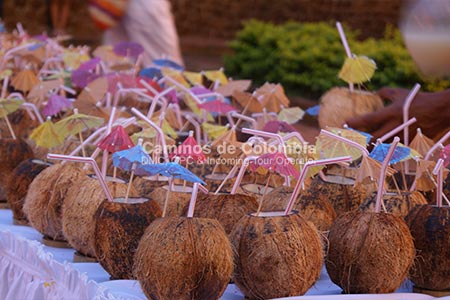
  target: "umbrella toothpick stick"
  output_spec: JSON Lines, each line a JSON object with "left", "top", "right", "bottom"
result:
{"left": 124, "top": 165, "right": 135, "bottom": 203}
{"left": 162, "top": 179, "right": 173, "bottom": 217}
{"left": 79, "top": 131, "right": 87, "bottom": 157}
{"left": 433, "top": 159, "right": 445, "bottom": 207}
{"left": 4, "top": 115, "right": 17, "bottom": 139}
{"left": 256, "top": 172, "right": 273, "bottom": 216}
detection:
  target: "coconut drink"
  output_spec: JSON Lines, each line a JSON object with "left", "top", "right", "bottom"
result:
{"left": 325, "top": 138, "right": 416, "bottom": 293}
{"left": 5, "top": 159, "right": 52, "bottom": 225}
{"left": 93, "top": 196, "right": 161, "bottom": 279}
{"left": 62, "top": 175, "right": 135, "bottom": 261}
{"left": 359, "top": 190, "right": 427, "bottom": 218}
{"left": 405, "top": 159, "right": 450, "bottom": 295}
{"left": 318, "top": 87, "right": 383, "bottom": 129}
{"left": 23, "top": 163, "right": 86, "bottom": 246}
{"left": 182, "top": 193, "right": 258, "bottom": 235}
{"left": 149, "top": 184, "right": 193, "bottom": 217}
{"left": 134, "top": 182, "right": 233, "bottom": 300}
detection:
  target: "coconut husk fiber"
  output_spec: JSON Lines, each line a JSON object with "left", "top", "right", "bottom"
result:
{"left": 27, "top": 137, "right": 81, "bottom": 162}
{"left": 182, "top": 193, "right": 258, "bottom": 235}
{"left": 261, "top": 186, "right": 337, "bottom": 232}
{"left": 23, "top": 163, "right": 86, "bottom": 241}
{"left": 62, "top": 176, "right": 136, "bottom": 259}
{"left": 359, "top": 190, "right": 427, "bottom": 219}
{"left": 149, "top": 185, "right": 192, "bottom": 217}
{"left": 306, "top": 175, "right": 367, "bottom": 216}
{"left": 318, "top": 87, "right": 383, "bottom": 129}
{"left": 0, "top": 138, "right": 34, "bottom": 189}
{"left": 203, "top": 173, "right": 236, "bottom": 193}
{"left": 230, "top": 211, "right": 323, "bottom": 299}
{"left": 326, "top": 211, "right": 415, "bottom": 294}
{"left": 0, "top": 109, "right": 37, "bottom": 138}
{"left": 406, "top": 205, "right": 450, "bottom": 291}
{"left": 132, "top": 176, "right": 168, "bottom": 198}
{"left": 134, "top": 217, "right": 233, "bottom": 300}
{"left": 5, "top": 159, "right": 51, "bottom": 224}
{"left": 93, "top": 197, "right": 161, "bottom": 279}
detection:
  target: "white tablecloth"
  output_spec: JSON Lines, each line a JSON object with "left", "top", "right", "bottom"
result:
{"left": 0, "top": 208, "right": 449, "bottom": 300}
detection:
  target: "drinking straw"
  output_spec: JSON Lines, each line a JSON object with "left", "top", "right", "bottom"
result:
{"left": 241, "top": 128, "right": 286, "bottom": 154}
{"left": 403, "top": 84, "right": 421, "bottom": 174}
{"left": 284, "top": 156, "right": 352, "bottom": 215}
{"left": 47, "top": 154, "right": 113, "bottom": 202}
{"left": 1, "top": 76, "right": 8, "bottom": 99}
{"left": 378, "top": 118, "right": 417, "bottom": 143}
{"left": 186, "top": 182, "right": 209, "bottom": 218}
{"left": 21, "top": 102, "right": 44, "bottom": 124}
{"left": 433, "top": 158, "right": 445, "bottom": 207}
{"left": 230, "top": 156, "right": 259, "bottom": 194}
{"left": 425, "top": 129, "right": 450, "bottom": 160}
{"left": 230, "top": 112, "right": 257, "bottom": 128}
{"left": 101, "top": 106, "right": 117, "bottom": 178}
{"left": 374, "top": 137, "right": 400, "bottom": 213}
{"left": 336, "top": 21, "right": 354, "bottom": 92}
{"left": 131, "top": 107, "right": 169, "bottom": 162}
{"left": 281, "top": 131, "right": 306, "bottom": 144}
{"left": 147, "top": 86, "right": 175, "bottom": 118}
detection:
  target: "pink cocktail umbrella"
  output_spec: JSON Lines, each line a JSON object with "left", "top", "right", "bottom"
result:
{"left": 198, "top": 99, "right": 237, "bottom": 114}
{"left": 171, "top": 131, "right": 206, "bottom": 164}
{"left": 42, "top": 94, "right": 73, "bottom": 116}
{"left": 440, "top": 144, "right": 450, "bottom": 167}
{"left": 262, "top": 120, "right": 297, "bottom": 134}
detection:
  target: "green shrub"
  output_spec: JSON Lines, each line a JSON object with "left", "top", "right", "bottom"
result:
{"left": 223, "top": 20, "right": 450, "bottom": 98}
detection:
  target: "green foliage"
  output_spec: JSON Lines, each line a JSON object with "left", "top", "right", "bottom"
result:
{"left": 223, "top": 20, "right": 450, "bottom": 98}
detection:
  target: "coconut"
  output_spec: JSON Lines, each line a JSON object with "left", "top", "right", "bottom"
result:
{"left": 132, "top": 175, "right": 169, "bottom": 198}
{"left": 23, "top": 163, "right": 86, "bottom": 243}
{"left": 62, "top": 176, "right": 134, "bottom": 259}
{"left": 134, "top": 217, "right": 233, "bottom": 300}
{"left": 0, "top": 138, "right": 34, "bottom": 189}
{"left": 406, "top": 205, "right": 450, "bottom": 291}
{"left": 93, "top": 197, "right": 161, "bottom": 279}
{"left": 182, "top": 193, "right": 258, "bottom": 235}
{"left": 149, "top": 185, "right": 192, "bottom": 217}
{"left": 326, "top": 211, "right": 415, "bottom": 293}
{"left": 5, "top": 159, "right": 52, "bottom": 225}
{"left": 0, "top": 109, "right": 37, "bottom": 138}
{"left": 305, "top": 175, "right": 367, "bottom": 216}
{"left": 359, "top": 190, "right": 427, "bottom": 218}
{"left": 318, "top": 87, "right": 384, "bottom": 129}
{"left": 261, "top": 186, "right": 337, "bottom": 232}
{"left": 230, "top": 211, "right": 323, "bottom": 299}
{"left": 203, "top": 173, "right": 235, "bottom": 193}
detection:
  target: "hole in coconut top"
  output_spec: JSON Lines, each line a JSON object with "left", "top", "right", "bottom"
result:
{"left": 31, "top": 159, "right": 52, "bottom": 166}
{"left": 323, "top": 175, "right": 355, "bottom": 185}
{"left": 89, "top": 174, "right": 126, "bottom": 184}
{"left": 251, "top": 211, "right": 294, "bottom": 217}
{"left": 112, "top": 197, "right": 149, "bottom": 204}
{"left": 162, "top": 184, "right": 193, "bottom": 193}
{"left": 204, "top": 173, "right": 228, "bottom": 181}
{"left": 142, "top": 175, "right": 169, "bottom": 182}
{"left": 242, "top": 183, "right": 274, "bottom": 195}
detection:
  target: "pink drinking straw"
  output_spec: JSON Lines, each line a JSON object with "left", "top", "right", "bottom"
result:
{"left": 147, "top": 86, "right": 174, "bottom": 118}
{"left": 284, "top": 156, "right": 352, "bottom": 215}
{"left": 378, "top": 118, "right": 417, "bottom": 143}
{"left": 131, "top": 107, "right": 169, "bottom": 162}
{"left": 336, "top": 21, "right": 354, "bottom": 92}
{"left": 21, "top": 102, "right": 44, "bottom": 124}
{"left": 320, "top": 129, "right": 370, "bottom": 157}
{"left": 230, "top": 112, "right": 257, "bottom": 128}
{"left": 241, "top": 128, "right": 286, "bottom": 154}
{"left": 231, "top": 156, "right": 259, "bottom": 194}
{"left": 1, "top": 76, "right": 8, "bottom": 98}
{"left": 403, "top": 84, "right": 421, "bottom": 174}
{"left": 101, "top": 106, "right": 117, "bottom": 178}
{"left": 47, "top": 154, "right": 113, "bottom": 202}
{"left": 425, "top": 129, "right": 450, "bottom": 160}
{"left": 374, "top": 137, "right": 400, "bottom": 213}
{"left": 281, "top": 131, "right": 306, "bottom": 144}
{"left": 186, "top": 182, "right": 209, "bottom": 218}
{"left": 433, "top": 158, "right": 444, "bottom": 207}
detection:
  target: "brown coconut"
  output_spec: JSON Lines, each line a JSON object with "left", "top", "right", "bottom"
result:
{"left": 23, "top": 163, "right": 86, "bottom": 242}
{"left": 359, "top": 190, "right": 427, "bottom": 219}
{"left": 326, "top": 211, "right": 415, "bottom": 293}
{"left": 182, "top": 193, "right": 258, "bottom": 235}
{"left": 0, "top": 109, "right": 37, "bottom": 138}
{"left": 5, "top": 159, "right": 51, "bottom": 225}
{"left": 134, "top": 217, "right": 233, "bottom": 300}
{"left": 203, "top": 173, "right": 236, "bottom": 193}
{"left": 93, "top": 197, "right": 162, "bottom": 279}
{"left": 149, "top": 185, "right": 192, "bottom": 217}
{"left": 406, "top": 205, "right": 450, "bottom": 291}
{"left": 318, "top": 87, "right": 384, "bottom": 129}
{"left": 261, "top": 186, "right": 337, "bottom": 232}
{"left": 230, "top": 211, "right": 323, "bottom": 299}
{"left": 305, "top": 175, "right": 367, "bottom": 216}
{"left": 0, "top": 138, "right": 34, "bottom": 189}
{"left": 62, "top": 176, "right": 135, "bottom": 258}
{"left": 132, "top": 175, "right": 168, "bottom": 198}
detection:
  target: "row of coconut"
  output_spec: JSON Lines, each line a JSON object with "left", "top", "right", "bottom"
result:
{"left": 1, "top": 136, "right": 450, "bottom": 299}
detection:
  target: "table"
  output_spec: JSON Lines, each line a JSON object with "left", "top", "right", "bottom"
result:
{"left": 0, "top": 208, "right": 446, "bottom": 300}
